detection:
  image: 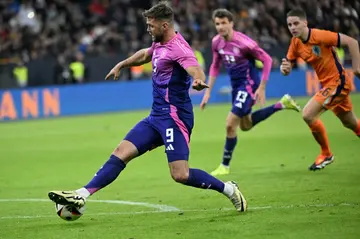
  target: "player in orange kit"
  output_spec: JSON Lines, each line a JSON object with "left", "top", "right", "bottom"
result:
{"left": 281, "top": 9, "right": 360, "bottom": 171}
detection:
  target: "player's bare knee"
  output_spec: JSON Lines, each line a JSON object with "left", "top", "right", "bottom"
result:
{"left": 239, "top": 123, "right": 252, "bottom": 131}
{"left": 112, "top": 145, "right": 130, "bottom": 163}
{"left": 112, "top": 140, "right": 138, "bottom": 164}
{"left": 238, "top": 115, "right": 252, "bottom": 131}
{"left": 226, "top": 124, "right": 237, "bottom": 137}
{"left": 302, "top": 111, "right": 315, "bottom": 124}
{"left": 112, "top": 143, "right": 124, "bottom": 156}
{"left": 171, "top": 171, "right": 189, "bottom": 183}
{"left": 169, "top": 160, "right": 189, "bottom": 183}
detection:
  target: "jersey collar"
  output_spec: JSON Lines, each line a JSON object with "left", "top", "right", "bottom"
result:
{"left": 302, "top": 28, "right": 311, "bottom": 43}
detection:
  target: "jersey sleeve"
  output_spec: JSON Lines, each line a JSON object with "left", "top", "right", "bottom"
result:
{"left": 172, "top": 41, "right": 200, "bottom": 69}
{"left": 310, "top": 29, "right": 340, "bottom": 47}
{"left": 246, "top": 42, "right": 272, "bottom": 81}
{"left": 209, "top": 38, "right": 222, "bottom": 77}
{"left": 286, "top": 38, "right": 298, "bottom": 62}
{"left": 147, "top": 42, "right": 156, "bottom": 56}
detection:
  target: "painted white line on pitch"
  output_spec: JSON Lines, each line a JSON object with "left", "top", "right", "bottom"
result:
{"left": 0, "top": 198, "right": 180, "bottom": 212}
{"left": 0, "top": 210, "right": 165, "bottom": 220}
{"left": 88, "top": 199, "right": 180, "bottom": 212}
{"left": 0, "top": 199, "right": 358, "bottom": 220}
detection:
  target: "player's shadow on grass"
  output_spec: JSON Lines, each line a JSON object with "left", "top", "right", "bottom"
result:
{"left": 31, "top": 220, "right": 94, "bottom": 230}
{"left": 176, "top": 209, "right": 252, "bottom": 223}
{"left": 207, "top": 212, "right": 249, "bottom": 221}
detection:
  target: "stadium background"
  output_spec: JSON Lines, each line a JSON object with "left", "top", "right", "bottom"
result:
{"left": 0, "top": 0, "right": 359, "bottom": 87}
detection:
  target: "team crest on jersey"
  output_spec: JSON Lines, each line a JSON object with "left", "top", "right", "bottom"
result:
{"left": 219, "top": 49, "right": 225, "bottom": 54}
{"left": 312, "top": 45, "right": 321, "bottom": 56}
{"left": 233, "top": 47, "right": 240, "bottom": 54}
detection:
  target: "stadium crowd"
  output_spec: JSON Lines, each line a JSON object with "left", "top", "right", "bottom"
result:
{"left": 0, "top": 0, "right": 359, "bottom": 84}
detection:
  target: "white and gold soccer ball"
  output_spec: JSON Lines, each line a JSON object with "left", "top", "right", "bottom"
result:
{"left": 55, "top": 204, "right": 85, "bottom": 221}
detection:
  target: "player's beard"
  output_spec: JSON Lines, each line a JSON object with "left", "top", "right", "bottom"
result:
{"left": 152, "top": 34, "right": 163, "bottom": 42}
{"left": 152, "top": 30, "right": 163, "bottom": 43}
{"left": 152, "top": 26, "right": 165, "bottom": 43}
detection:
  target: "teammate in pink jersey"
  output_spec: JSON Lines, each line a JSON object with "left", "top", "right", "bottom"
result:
{"left": 48, "top": 3, "right": 247, "bottom": 213}
{"left": 200, "top": 9, "right": 301, "bottom": 176}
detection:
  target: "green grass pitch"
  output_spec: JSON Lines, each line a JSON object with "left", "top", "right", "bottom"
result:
{"left": 0, "top": 94, "right": 359, "bottom": 239}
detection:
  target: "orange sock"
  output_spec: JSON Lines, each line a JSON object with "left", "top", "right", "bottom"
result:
{"left": 309, "top": 120, "right": 332, "bottom": 156}
{"left": 355, "top": 120, "right": 360, "bottom": 137}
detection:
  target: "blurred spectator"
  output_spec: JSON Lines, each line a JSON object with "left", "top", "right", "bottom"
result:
{"left": 12, "top": 59, "right": 28, "bottom": 87}
{"left": 192, "top": 40, "right": 206, "bottom": 70}
{"left": 54, "top": 54, "right": 71, "bottom": 85}
{"left": 69, "top": 52, "right": 88, "bottom": 83}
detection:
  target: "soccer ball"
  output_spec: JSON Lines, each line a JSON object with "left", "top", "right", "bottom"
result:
{"left": 55, "top": 204, "right": 85, "bottom": 221}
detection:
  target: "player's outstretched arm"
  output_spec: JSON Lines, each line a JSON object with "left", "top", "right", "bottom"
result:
{"left": 186, "top": 66, "right": 209, "bottom": 91}
{"left": 105, "top": 48, "right": 152, "bottom": 80}
{"left": 339, "top": 34, "right": 360, "bottom": 79}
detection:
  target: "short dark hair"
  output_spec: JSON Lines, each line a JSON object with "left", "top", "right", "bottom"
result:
{"left": 142, "top": 2, "right": 174, "bottom": 22}
{"left": 287, "top": 9, "right": 307, "bottom": 20}
{"left": 212, "top": 8, "right": 234, "bottom": 22}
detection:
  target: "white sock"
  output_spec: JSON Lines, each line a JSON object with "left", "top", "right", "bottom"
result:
{"left": 222, "top": 182, "right": 234, "bottom": 197}
{"left": 280, "top": 102, "right": 285, "bottom": 108}
{"left": 75, "top": 188, "right": 91, "bottom": 198}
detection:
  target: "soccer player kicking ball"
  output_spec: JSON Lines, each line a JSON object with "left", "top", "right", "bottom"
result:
{"left": 200, "top": 9, "right": 301, "bottom": 176}
{"left": 281, "top": 9, "right": 360, "bottom": 171}
{"left": 48, "top": 3, "right": 247, "bottom": 213}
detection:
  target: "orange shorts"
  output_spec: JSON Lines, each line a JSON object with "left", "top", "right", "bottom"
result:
{"left": 314, "top": 82, "right": 353, "bottom": 115}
